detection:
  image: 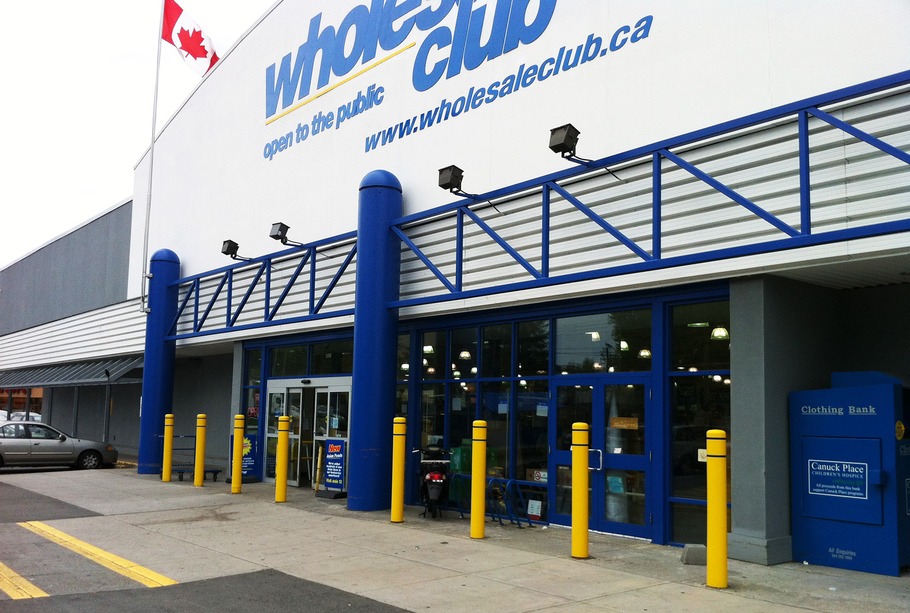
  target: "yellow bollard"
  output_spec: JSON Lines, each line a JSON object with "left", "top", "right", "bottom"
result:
{"left": 231, "top": 414, "right": 244, "bottom": 494}
{"left": 706, "top": 429, "right": 728, "bottom": 588}
{"left": 390, "top": 417, "right": 406, "bottom": 523}
{"left": 314, "top": 442, "right": 324, "bottom": 492}
{"left": 571, "top": 422, "right": 590, "bottom": 559}
{"left": 162, "top": 414, "right": 174, "bottom": 482}
{"left": 471, "top": 420, "right": 487, "bottom": 539}
{"left": 193, "top": 414, "right": 207, "bottom": 487}
{"left": 275, "top": 416, "right": 290, "bottom": 503}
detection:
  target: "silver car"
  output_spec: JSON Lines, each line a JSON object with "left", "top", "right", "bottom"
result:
{"left": 0, "top": 422, "right": 118, "bottom": 469}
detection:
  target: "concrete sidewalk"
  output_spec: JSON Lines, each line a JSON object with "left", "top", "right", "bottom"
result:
{"left": 1, "top": 467, "right": 907, "bottom": 612}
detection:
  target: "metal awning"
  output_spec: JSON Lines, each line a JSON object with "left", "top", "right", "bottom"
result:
{"left": 0, "top": 355, "right": 143, "bottom": 389}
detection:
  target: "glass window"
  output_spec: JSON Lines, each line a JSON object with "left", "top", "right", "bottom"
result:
{"left": 269, "top": 345, "right": 308, "bottom": 377}
{"left": 516, "top": 380, "right": 548, "bottom": 482}
{"left": 481, "top": 324, "right": 511, "bottom": 378}
{"left": 606, "top": 470, "right": 646, "bottom": 525}
{"left": 395, "top": 384, "right": 408, "bottom": 417}
{"left": 421, "top": 331, "right": 446, "bottom": 380}
{"left": 556, "top": 385, "right": 592, "bottom": 451}
{"left": 448, "top": 382, "right": 476, "bottom": 472}
{"left": 481, "top": 382, "right": 510, "bottom": 478}
{"left": 555, "top": 309, "right": 651, "bottom": 374}
{"left": 605, "top": 384, "right": 645, "bottom": 455}
{"left": 420, "top": 383, "right": 445, "bottom": 448}
{"left": 450, "top": 328, "right": 477, "bottom": 380}
{"left": 671, "top": 377, "right": 731, "bottom": 498}
{"left": 671, "top": 301, "right": 730, "bottom": 371}
{"left": 518, "top": 320, "right": 549, "bottom": 377}
{"left": 28, "top": 424, "right": 57, "bottom": 439}
{"left": 246, "top": 348, "right": 262, "bottom": 385}
{"left": 0, "top": 423, "right": 24, "bottom": 438}
{"left": 311, "top": 339, "right": 353, "bottom": 374}
{"left": 397, "top": 334, "right": 410, "bottom": 381}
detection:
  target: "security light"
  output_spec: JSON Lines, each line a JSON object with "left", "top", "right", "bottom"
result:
{"left": 549, "top": 123, "right": 580, "bottom": 157}
{"left": 438, "top": 165, "right": 465, "bottom": 192}
{"left": 269, "top": 222, "right": 303, "bottom": 246}
{"left": 221, "top": 239, "right": 250, "bottom": 261}
{"left": 549, "top": 122, "right": 623, "bottom": 182}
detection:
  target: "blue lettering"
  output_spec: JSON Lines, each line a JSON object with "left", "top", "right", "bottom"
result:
{"left": 462, "top": 0, "right": 511, "bottom": 71}
{"left": 413, "top": 28, "right": 451, "bottom": 92}
{"left": 610, "top": 25, "right": 630, "bottom": 51}
{"left": 266, "top": 0, "right": 559, "bottom": 118}
{"left": 631, "top": 15, "right": 653, "bottom": 42}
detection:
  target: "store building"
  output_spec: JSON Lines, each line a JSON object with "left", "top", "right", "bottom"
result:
{"left": 3, "top": 1, "right": 910, "bottom": 569}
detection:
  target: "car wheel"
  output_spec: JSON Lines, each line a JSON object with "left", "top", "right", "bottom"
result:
{"left": 77, "top": 450, "right": 103, "bottom": 470}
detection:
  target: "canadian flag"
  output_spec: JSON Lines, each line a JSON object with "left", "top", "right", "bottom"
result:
{"left": 162, "top": 0, "right": 219, "bottom": 76}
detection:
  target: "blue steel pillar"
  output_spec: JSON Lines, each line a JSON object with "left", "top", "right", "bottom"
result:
{"left": 348, "top": 170, "right": 402, "bottom": 511}
{"left": 138, "top": 249, "right": 180, "bottom": 474}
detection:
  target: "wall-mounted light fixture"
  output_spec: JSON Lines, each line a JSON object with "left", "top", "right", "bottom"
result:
{"left": 549, "top": 123, "right": 622, "bottom": 182}
{"left": 438, "top": 164, "right": 484, "bottom": 200}
{"left": 221, "top": 239, "right": 251, "bottom": 261}
{"left": 549, "top": 123, "right": 581, "bottom": 158}
{"left": 438, "top": 165, "right": 503, "bottom": 214}
{"left": 269, "top": 222, "right": 304, "bottom": 246}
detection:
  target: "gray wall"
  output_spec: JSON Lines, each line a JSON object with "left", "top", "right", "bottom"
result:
{"left": 0, "top": 202, "right": 132, "bottom": 335}
{"left": 171, "top": 354, "right": 234, "bottom": 466}
{"left": 728, "top": 276, "right": 910, "bottom": 565}
{"left": 45, "top": 384, "right": 141, "bottom": 449}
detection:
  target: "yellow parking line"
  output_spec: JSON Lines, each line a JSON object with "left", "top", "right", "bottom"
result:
{"left": 17, "top": 521, "right": 177, "bottom": 588}
{"left": 0, "top": 560, "right": 48, "bottom": 599}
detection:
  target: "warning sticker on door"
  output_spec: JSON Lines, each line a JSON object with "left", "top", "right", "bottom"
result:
{"left": 807, "top": 459, "right": 868, "bottom": 500}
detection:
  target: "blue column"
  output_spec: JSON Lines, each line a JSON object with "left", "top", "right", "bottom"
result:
{"left": 347, "top": 170, "right": 402, "bottom": 511}
{"left": 137, "top": 249, "right": 180, "bottom": 474}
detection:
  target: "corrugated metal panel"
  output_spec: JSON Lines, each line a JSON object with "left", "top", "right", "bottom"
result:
{"left": 0, "top": 300, "right": 147, "bottom": 370}
{"left": 395, "top": 87, "right": 910, "bottom": 302}
{"left": 0, "top": 355, "right": 143, "bottom": 388}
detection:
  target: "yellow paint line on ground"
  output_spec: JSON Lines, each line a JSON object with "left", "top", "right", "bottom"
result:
{"left": 17, "top": 521, "right": 177, "bottom": 588}
{"left": 0, "top": 560, "right": 48, "bottom": 599}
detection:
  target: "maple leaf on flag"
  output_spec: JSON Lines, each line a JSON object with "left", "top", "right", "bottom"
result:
{"left": 177, "top": 28, "right": 210, "bottom": 60}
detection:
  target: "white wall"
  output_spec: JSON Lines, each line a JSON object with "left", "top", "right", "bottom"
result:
{"left": 130, "top": 0, "right": 910, "bottom": 295}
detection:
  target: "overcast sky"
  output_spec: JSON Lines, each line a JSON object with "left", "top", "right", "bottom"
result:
{"left": 0, "top": 1, "right": 276, "bottom": 269}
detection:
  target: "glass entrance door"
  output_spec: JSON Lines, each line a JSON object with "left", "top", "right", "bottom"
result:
{"left": 312, "top": 385, "right": 350, "bottom": 491}
{"left": 265, "top": 385, "right": 302, "bottom": 486}
{"left": 550, "top": 379, "right": 651, "bottom": 538}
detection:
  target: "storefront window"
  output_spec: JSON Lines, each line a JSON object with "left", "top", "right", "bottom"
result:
{"left": 605, "top": 384, "right": 645, "bottom": 456}
{"left": 450, "top": 327, "right": 477, "bottom": 380}
{"left": 555, "top": 309, "right": 651, "bottom": 373}
{"left": 481, "top": 324, "right": 511, "bottom": 378}
{"left": 481, "top": 381, "right": 510, "bottom": 478}
{"left": 671, "top": 301, "right": 730, "bottom": 371}
{"left": 311, "top": 340, "right": 353, "bottom": 374}
{"left": 556, "top": 385, "right": 592, "bottom": 451}
{"left": 269, "top": 344, "right": 308, "bottom": 377}
{"left": 397, "top": 334, "right": 410, "bottom": 381}
{"left": 421, "top": 331, "right": 446, "bottom": 380}
{"left": 448, "top": 382, "right": 476, "bottom": 472}
{"left": 518, "top": 320, "right": 549, "bottom": 377}
{"left": 395, "top": 384, "right": 408, "bottom": 417}
{"left": 516, "top": 380, "right": 548, "bottom": 481}
{"left": 420, "top": 383, "right": 445, "bottom": 449}
{"left": 669, "top": 300, "right": 731, "bottom": 544}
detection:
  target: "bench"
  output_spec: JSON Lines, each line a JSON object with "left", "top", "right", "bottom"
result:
{"left": 171, "top": 464, "right": 223, "bottom": 482}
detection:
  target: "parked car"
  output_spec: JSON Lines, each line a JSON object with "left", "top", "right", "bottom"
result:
{"left": 9, "top": 412, "right": 42, "bottom": 422}
{"left": 0, "top": 422, "right": 118, "bottom": 469}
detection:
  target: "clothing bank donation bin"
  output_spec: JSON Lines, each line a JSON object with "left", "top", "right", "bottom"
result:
{"left": 789, "top": 372, "right": 910, "bottom": 576}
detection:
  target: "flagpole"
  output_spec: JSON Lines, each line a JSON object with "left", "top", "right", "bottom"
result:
{"left": 141, "top": 0, "right": 167, "bottom": 314}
